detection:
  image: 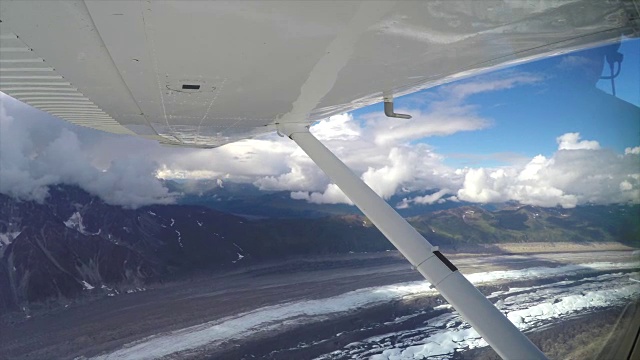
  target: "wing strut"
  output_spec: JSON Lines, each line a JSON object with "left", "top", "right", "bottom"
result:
{"left": 277, "top": 122, "right": 547, "bottom": 360}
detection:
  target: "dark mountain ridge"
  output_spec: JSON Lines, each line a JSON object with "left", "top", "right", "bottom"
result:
{"left": 164, "top": 179, "right": 474, "bottom": 218}
{"left": 0, "top": 186, "right": 390, "bottom": 313}
{"left": 1, "top": 185, "right": 638, "bottom": 314}
{"left": 409, "top": 204, "right": 639, "bottom": 248}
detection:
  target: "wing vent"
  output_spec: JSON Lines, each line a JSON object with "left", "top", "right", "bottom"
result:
{"left": 0, "top": 30, "right": 133, "bottom": 135}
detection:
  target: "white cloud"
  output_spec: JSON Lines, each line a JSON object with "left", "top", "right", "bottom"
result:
{"left": 291, "top": 184, "right": 353, "bottom": 205}
{"left": 443, "top": 75, "right": 542, "bottom": 101}
{"left": 0, "top": 73, "right": 539, "bottom": 208}
{"left": 557, "top": 132, "right": 601, "bottom": 150}
{"left": 556, "top": 55, "right": 604, "bottom": 84}
{"left": 457, "top": 168, "right": 509, "bottom": 204}
{"left": 244, "top": 113, "right": 466, "bottom": 204}
{"left": 370, "top": 109, "right": 489, "bottom": 146}
{"left": 361, "top": 148, "right": 420, "bottom": 200}
{"left": 1, "top": 68, "right": 637, "bottom": 211}
{"left": 625, "top": 146, "right": 640, "bottom": 155}
{"left": 0, "top": 95, "right": 175, "bottom": 208}
{"left": 457, "top": 133, "right": 640, "bottom": 208}
{"left": 157, "top": 136, "right": 299, "bottom": 182}
{"left": 251, "top": 76, "right": 542, "bottom": 204}
{"left": 311, "top": 113, "right": 361, "bottom": 141}
{"left": 397, "top": 188, "right": 451, "bottom": 209}
{"left": 620, "top": 180, "right": 633, "bottom": 191}
{"left": 368, "top": 75, "right": 541, "bottom": 146}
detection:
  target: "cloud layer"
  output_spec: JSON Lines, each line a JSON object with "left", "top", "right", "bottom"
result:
{"left": 456, "top": 133, "right": 639, "bottom": 208}
{"left": 0, "top": 96, "right": 175, "bottom": 208}
{"left": 1, "top": 70, "right": 638, "bottom": 210}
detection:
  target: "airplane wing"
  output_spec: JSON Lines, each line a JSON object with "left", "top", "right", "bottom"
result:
{"left": 1, "top": 0, "right": 637, "bottom": 148}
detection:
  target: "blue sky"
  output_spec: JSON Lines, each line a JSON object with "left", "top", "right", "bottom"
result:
{"left": 353, "top": 38, "right": 639, "bottom": 168}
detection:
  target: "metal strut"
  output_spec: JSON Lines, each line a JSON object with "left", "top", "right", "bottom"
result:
{"left": 277, "top": 122, "right": 547, "bottom": 360}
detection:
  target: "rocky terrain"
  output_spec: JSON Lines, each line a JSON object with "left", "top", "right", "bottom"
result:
{"left": 1, "top": 185, "right": 638, "bottom": 315}
{"left": 2, "top": 250, "right": 636, "bottom": 360}
{"left": 0, "top": 185, "right": 390, "bottom": 313}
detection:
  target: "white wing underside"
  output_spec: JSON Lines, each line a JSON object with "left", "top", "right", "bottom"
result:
{"left": 0, "top": 0, "right": 638, "bottom": 148}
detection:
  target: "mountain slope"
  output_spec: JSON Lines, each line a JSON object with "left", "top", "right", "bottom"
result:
{"left": 408, "top": 205, "right": 640, "bottom": 248}
{"left": 166, "top": 180, "right": 469, "bottom": 218}
{"left": 1, "top": 185, "right": 638, "bottom": 314}
{"left": 0, "top": 186, "right": 390, "bottom": 313}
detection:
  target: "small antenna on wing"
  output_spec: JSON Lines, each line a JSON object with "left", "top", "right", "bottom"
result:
{"left": 383, "top": 93, "right": 411, "bottom": 119}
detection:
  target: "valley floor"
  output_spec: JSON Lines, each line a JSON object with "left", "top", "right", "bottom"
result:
{"left": 1, "top": 246, "right": 638, "bottom": 360}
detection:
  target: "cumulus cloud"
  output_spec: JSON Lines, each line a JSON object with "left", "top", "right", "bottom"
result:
{"left": 244, "top": 76, "right": 543, "bottom": 204}
{"left": 291, "top": 184, "right": 353, "bottom": 205}
{"left": 1, "top": 67, "right": 637, "bottom": 211}
{"left": 0, "top": 95, "right": 175, "bottom": 208}
{"left": 9, "top": 73, "right": 529, "bottom": 208}
{"left": 248, "top": 114, "right": 463, "bottom": 204}
{"left": 361, "top": 148, "right": 423, "bottom": 199}
{"left": 457, "top": 133, "right": 640, "bottom": 208}
{"left": 396, "top": 188, "right": 451, "bottom": 209}
{"left": 157, "top": 136, "right": 301, "bottom": 184}
{"left": 625, "top": 146, "right": 640, "bottom": 155}
{"left": 556, "top": 132, "right": 600, "bottom": 150}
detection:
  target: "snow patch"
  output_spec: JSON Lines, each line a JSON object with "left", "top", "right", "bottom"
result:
{"left": 506, "top": 283, "right": 638, "bottom": 328}
{"left": 233, "top": 243, "right": 244, "bottom": 252}
{"left": 232, "top": 252, "right": 245, "bottom": 264}
{"left": 91, "top": 282, "right": 439, "bottom": 359}
{"left": 91, "top": 261, "right": 639, "bottom": 360}
{"left": 64, "top": 212, "right": 99, "bottom": 235}
{"left": 0, "top": 230, "right": 21, "bottom": 245}
{"left": 370, "top": 325, "right": 485, "bottom": 360}
{"left": 126, "top": 288, "right": 147, "bottom": 294}
{"left": 100, "top": 285, "right": 146, "bottom": 297}
{"left": 175, "top": 230, "right": 184, "bottom": 248}
{"left": 465, "top": 261, "right": 640, "bottom": 285}
{"left": 328, "top": 271, "right": 640, "bottom": 359}
{"left": 81, "top": 281, "right": 95, "bottom": 290}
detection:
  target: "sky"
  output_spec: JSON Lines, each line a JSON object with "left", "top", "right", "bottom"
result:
{"left": 0, "top": 39, "right": 638, "bottom": 210}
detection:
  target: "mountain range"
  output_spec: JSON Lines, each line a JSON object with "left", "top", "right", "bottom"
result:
{"left": 0, "top": 184, "right": 638, "bottom": 314}
{"left": 165, "top": 179, "right": 476, "bottom": 218}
